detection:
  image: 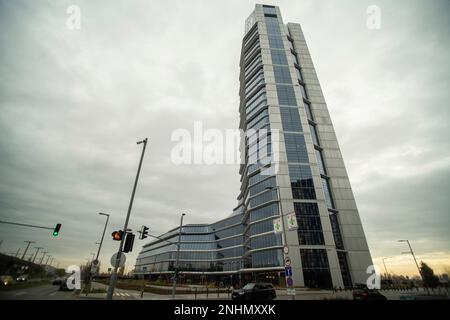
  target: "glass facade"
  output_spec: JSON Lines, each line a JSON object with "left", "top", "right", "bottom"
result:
{"left": 134, "top": 4, "right": 372, "bottom": 290}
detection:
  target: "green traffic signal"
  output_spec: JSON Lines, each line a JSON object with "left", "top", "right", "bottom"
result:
{"left": 53, "top": 223, "right": 62, "bottom": 236}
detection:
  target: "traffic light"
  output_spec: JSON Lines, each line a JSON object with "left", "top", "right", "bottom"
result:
{"left": 123, "top": 233, "right": 135, "bottom": 253}
{"left": 53, "top": 223, "right": 62, "bottom": 236}
{"left": 139, "top": 225, "right": 149, "bottom": 240}
{"left": 112, "top": 230, "right": 124, "bottom": 241}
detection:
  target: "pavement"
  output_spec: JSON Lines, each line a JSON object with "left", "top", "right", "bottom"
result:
{"left": 0, "top": 284, "right": 77, "bottom": 300}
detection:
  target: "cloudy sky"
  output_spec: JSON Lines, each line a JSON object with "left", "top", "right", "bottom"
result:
{"left": 0, "top": 0, "right": 449, "bottom": 276}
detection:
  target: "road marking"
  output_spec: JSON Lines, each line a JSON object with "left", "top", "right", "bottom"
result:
{"left": 49, "top": 292, "right": 57, "bottom": 296}
{"left": 124, "top": 293, "right": 130, "bottom": 296}
{"left": 14, "top": 292, "right": 26, "bottom": 296}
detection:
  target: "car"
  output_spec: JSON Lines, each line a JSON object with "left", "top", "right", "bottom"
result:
{"left": 16, "top": 275, "right": 28, "bottom": 282}
{"left": 232, "top": 282, "right": 276, "bottom": 300}
{"left": 58, "top": 277, "right": 74, "bottom": 291}
{"left": 353, "top": 285, "right": 387, "bottom": 300}
{"left": 52, "top": 277, "right": 63, "bottom": 285}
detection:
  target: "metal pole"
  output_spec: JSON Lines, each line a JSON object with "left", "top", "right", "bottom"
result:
{"left": 49, "top": 257, "right": 55, "bottom": 266}
{"left": 15, "top": 248, "right": 21, "bottom": 258}
{"left": 171, "top": 213, "right": 185, "bottom": 299}
{"left": 45, "top": 255, "right": 51, "bottom": 265}
{"left": 96, "top": 213, "right": 110, "bottom": 261}
{"left": 32, "top": 247, "right": 43, "bottom": 263}
{"left": 21, "top": 241, "right": 35, "bottom": 260}
{"left": 39, "top": 251, "right": 48, "bottom": 264}
{"left": 399, "top": 240, "right": 423, "bottom": 281}
{"left": 107, "top": 138, "right": 148, "bottom": 300}
{"left": 86, "top": 213, "right": 110, "bottom": 296}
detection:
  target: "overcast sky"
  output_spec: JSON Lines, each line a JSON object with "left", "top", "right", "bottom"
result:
{"left": 0, "top": 0, "right": 449, "bottom": 276}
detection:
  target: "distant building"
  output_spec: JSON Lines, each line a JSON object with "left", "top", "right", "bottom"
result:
{"left": 135, "top": 4, "right": 373, "bottom": 289}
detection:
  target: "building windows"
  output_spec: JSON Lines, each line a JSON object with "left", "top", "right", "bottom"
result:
{"left": 250, "top": 233, "right": 282, "bottom": 250}
{"left": 268, "top": 35, "right": 284, "bottom": 49}
{"left": 249, "top": 203, "right": 279, "bottom": 222}
{"left": 322, "top": 178, "right": 334, "bottom": 209}
{"left": 337, "top": 252, "right": 353, "bottom": 288}
{"left": 273, "top": 65, "right": 292, "bottom": 84}
{"left": 300, "top": 84, "right": 308, "bottom": 100}
{"left": 329, "top": 212, "right": 344, "bottom": 250}
{"left": 263, "top": 5, "right": 277, "bottom": 15}
{"left": 280, "top": 107, "right": 303, "bottom": 132}
{"left": 294, "top": 203, "right": 324, "bottom": 245}
{"left": 276, "top": 85, "right": 297, "bottom": 106}
{"left": 271, "top": 50, "right": 288, "bottom": 65}
{"left": 300, "top": 249, "right": 333, "bottom": 289}
{"left": 315, "top": 148, "right": 326, "bottom": 175}
{"left": 284, "top": 133, "right": 309, "bottom": 163}
{"left": 248, "top": 218, "right": 274, "bottom": 236}
{"left": 249, "top": 189, "right": 278, "bottom": 208}
{"left": 248, "top": 176, "right": 276, "bottom": 197}
{"left": 309, "top": 124, "right": 319, "bottom": 145}
{"left": 251, "top": 249, "right": 283, "bottom": 268}
{"left": 289, "top": 165, "right": 316, "bottom": 199}
{"left": 304, "top": 103, "right": 314, "bottom": 121}
{"left": 295, "top": 67, "right": 303, "bottom": 82}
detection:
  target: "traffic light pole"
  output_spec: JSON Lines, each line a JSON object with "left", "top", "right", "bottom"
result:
{"left": 171, "top": 213, "right": 185, "bottom": 299}
{"left": 107, "top": 138, "right": 148, "bottom": 300}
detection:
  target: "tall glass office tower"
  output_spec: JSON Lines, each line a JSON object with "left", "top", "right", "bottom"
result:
{"left": 134, "top": 4, "right": 373, "bottom": 289}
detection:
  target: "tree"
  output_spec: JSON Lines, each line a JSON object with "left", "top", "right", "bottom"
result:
{"left": 420, "top": 261, "right": 440, "bottom": 288}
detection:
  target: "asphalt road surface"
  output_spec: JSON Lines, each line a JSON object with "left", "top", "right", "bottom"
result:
{"left": 0, "top": 284, "right": 77, "bottom": 300}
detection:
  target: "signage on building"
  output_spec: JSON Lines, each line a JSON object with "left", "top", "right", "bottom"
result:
{"left": 287, "top": 212, "right": 298, "bottom": 230}
{"left": 285, "top": 266, "right": 292, "bottom": 277}
{"left": 273, "top": 218, "right": 283, "bottom": 234}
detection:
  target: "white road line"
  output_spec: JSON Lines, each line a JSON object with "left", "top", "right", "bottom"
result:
{"left": 49, "top": 292, "right": 57, "bottom": 296}
{"left": 14, "top": 292, "right": 26, "bottom": 296}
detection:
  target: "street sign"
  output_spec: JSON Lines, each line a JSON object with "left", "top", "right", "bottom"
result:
{"left": 283, "top": 246, "right": 289, "bottom": 255}
{"left": 287, "top": 212, "right": 298, "bottom": 230}
{"left": 284, "top": 256, "right": 291, "bottom": 266}
{"left": 286, "top": 276, "right": 294, "bottom": 286}
{"left": 285, "top": 266, "right": 292, "bottom": 277}
{"left": 273, "top": 218, "right": 283, "bottom": 234}
{"left": 110, "top": 253, "right": 126, "bottom": 268}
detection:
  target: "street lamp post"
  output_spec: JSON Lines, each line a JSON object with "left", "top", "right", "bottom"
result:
{"left": 171, "top": 213, "right": 186, "bottom": 299}
{"left": 398, "top": 239, "right": 425, "bottom": 287}
{"left": 107, "top": 138, "right": 148, "bottom": 300}
{"left": 86, "top": 212, "right": 110, "bottom": 296}
{"left": 32, "top": 247, "right": 43, "bottom": 263}
{"left": 39, "top": 251, "right": 48, "bottom": 264}
{"left": 21, "top": 241, "right": 35, "bottom": 260}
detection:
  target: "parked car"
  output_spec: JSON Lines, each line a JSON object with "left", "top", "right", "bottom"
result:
{"left": 52, "top": 277, "right": 63, "bottom": 285}
{"left": 232, "top": 283, "right": 276, "bottom": 300}
{"left": 353, "top": 284, "right": 387, "bottom": 300}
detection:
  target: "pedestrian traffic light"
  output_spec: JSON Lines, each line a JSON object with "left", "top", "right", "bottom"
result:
{"left": 53, "top": 223, "right": 62, "bottom": 236}
{"left": 112, "top": 230, "right": 123, "bottom": 241}
{"left": 123, "top": 233, "right": 135, "bottom": 253}
{"left": 139, "top": 225, "right": 149, "bottom": 240}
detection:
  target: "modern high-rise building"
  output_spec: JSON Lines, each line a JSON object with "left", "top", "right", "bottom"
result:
{"left": 134, "top": 4, "right": 373, "bottom": 289}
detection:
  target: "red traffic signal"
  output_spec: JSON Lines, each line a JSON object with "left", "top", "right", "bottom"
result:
{"left": 112, "top": 230, "right": 124, "bottom": 241}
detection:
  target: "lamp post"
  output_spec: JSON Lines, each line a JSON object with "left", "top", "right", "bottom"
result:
{"left": 21, "top": 241, "right": 35, "bottom": 260}
{"left": 398, "top": 240, "right": 424, "bottom": 283}
{"left": 107, "top": 138, "right": 148, "bottom": 300}
{"left": 39, "top": 251, "right": 48, "bottom": 264}
{"left": 171, "top": 213, "right": 186, "bottom": 299}
{"left": 32, "top": 247, "right": 43, "bottom": 263}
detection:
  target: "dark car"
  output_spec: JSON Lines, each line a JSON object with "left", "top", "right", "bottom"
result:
{"left": 52, "top": 277, "right": 62, "bottom": 285}
{"left": 353, "top": 284, "right": 387, "bottom": 300}
{"left": 232, "top": 283, "right": 276, "bottom": 300}
{"left": 58, "top": 277, "right": 75, "bottom": 291}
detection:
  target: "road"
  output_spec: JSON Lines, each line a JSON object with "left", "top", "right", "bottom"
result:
{"left": 0, "top": 284, "right": 77, "bottom": 300}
